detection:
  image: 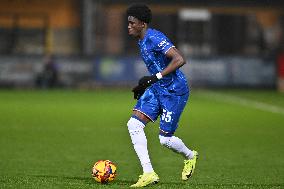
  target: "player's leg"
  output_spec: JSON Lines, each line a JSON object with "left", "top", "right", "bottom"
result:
{"left": 127, "top": 113, "right": 152, "bottom": 173}
{"left": 159, "top": 135, "right": 195, "bottom": 160}
{"left": 159, "top": 135, "right": 198, "bottom": 180}
{"left": 127, "top": 88, "right": 160, "bottom": 187}
{"left": 158, "top": 92, "right": 198, "bottom": 180}
{"left": 158, "top": 92, "right": 192, "bottom": 158}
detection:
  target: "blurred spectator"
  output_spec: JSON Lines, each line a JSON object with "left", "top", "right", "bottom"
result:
{"left": 36, "top": 55, "right": 59, "bottom": 88}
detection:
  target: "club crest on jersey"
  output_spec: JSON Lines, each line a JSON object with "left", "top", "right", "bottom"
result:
{"left": 158, "top": 40, "right": 168, "bottom": 48}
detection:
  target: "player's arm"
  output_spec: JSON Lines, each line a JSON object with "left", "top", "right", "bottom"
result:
{"left": 160, "top": 47, "right": 186, "bottom": 77}
{"left": 138, "top": 47, "right": 186, "bottom": 87}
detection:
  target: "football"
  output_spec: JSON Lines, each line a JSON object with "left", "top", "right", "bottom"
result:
{"left": 92, "top": 160, "right": 117, "bottom": 184}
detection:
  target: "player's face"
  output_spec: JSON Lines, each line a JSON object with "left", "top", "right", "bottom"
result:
{"left": 128, "top": 16, "right": 145, "bottom": 39}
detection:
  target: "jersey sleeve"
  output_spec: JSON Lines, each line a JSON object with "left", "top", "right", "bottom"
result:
{"left": 150, "top": 32, "right": 174, "bottom": 55}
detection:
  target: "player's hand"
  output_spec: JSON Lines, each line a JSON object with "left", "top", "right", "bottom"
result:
{"left": 138, "top": 75, "right": 159, "bottom": 87}
{"left": 132, "top": 85, "right": 147, "bottom": 100}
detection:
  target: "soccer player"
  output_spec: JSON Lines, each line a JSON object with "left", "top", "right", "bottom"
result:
{"left": 126, "top": 3, "right": 198, "bottom": 187}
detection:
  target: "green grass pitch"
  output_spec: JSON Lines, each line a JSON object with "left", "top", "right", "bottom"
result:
{"left": 0, "top": 89, "right": 283, "bottom": 188}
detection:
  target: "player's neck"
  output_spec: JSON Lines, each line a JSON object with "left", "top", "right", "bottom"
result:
{"left": 139, "top": 27, "right": 148, "bottom": 40}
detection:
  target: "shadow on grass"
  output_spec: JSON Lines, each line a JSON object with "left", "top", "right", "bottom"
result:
{"left": 28, "top": 175, "right": 284, "bottom": 188}
{"left": 30, "top": 175, "right": 134, "bottom": 186}
{"left": 32, "top": 175, "right": 91, "bottom": 181}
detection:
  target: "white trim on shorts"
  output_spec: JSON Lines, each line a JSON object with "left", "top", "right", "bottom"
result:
{"left": 133, "top": 108, "right": 155, "bottom": 122}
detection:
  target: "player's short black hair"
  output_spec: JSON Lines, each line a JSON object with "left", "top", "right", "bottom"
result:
{"left": 126, "top": 3, "right": 152, "bottom": 24}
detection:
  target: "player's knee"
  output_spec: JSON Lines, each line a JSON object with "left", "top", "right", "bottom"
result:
{"left": 127, "top": 117, "right": 145, "bottom": 135}
{"left": 170, "top": 136, "right": 183, "bottom": 145}
{"left": 127, "top": 117, "right": 146, "bottom": 145}
{"left": 159, "top": 135, "right": 171, "bottom": 148}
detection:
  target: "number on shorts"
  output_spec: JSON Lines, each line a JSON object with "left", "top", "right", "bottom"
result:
{"left": 161, "top": 109, "right": 172, "bottom": 123}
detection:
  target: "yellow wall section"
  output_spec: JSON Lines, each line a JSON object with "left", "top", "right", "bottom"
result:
{"left": 0, "top": 0, "right": 80, "bottom": 28}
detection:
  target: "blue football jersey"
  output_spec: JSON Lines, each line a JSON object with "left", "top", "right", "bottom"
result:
{"left": 138, "top": 28, "right": 189, "bottom": 95}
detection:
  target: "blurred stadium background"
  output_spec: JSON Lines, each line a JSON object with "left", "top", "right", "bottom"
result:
{"left": 0, "top": 0, "right": 284, "bottom": 90}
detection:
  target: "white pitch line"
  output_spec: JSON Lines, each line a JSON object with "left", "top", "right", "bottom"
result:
{"left": 199, "top": 91, "right": 284, "bottom": 116}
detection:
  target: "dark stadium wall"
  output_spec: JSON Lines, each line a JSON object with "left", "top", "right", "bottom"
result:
{"left": 0, "top": 0, "right": 80, "bottom": 28}
{"left": 0, "top": 0, "right": 80, "bottom": 55}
